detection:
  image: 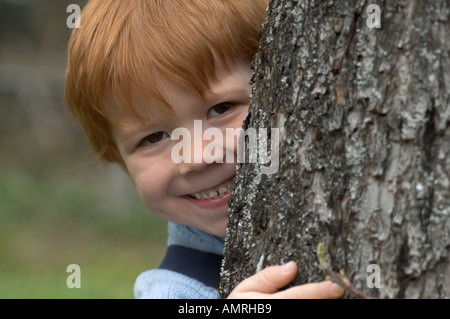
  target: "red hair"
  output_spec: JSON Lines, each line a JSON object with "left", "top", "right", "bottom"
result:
{"left": 65, "top": 0, "right": 268, "bottom": 165}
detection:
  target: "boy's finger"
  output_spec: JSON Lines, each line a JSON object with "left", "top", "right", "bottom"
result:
{"left": 233, "top": 261, "right": 298, "bottom": 294}
{"left": 274, "top": 280, "right": 345, "bottom": 299}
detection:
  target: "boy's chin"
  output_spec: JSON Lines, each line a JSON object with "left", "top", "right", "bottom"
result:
{"left": 187, "top": 213, "right": 229, "bottom": 238}
{"left": 203, "top": 221, "right": 229, "bottom": 238}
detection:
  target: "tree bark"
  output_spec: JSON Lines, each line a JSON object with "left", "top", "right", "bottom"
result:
{"left": 220, "top": 0, "right": 450, "bottom": 299}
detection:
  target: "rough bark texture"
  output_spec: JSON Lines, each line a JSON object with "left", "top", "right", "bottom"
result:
{"left": 220, "top": 0, "right": 450, "bottom": 299}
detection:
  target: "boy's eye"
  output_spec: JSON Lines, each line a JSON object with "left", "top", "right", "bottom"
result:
{"left": 139, "top": 131, "right": 169, "bottom": 146}
{"left": 208, "top": 102, "right": 234, "bottom": 117}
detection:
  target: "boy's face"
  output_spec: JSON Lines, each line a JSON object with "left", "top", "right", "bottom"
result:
{"left": 111, "top": 60, "right": 252, "bottom": 237}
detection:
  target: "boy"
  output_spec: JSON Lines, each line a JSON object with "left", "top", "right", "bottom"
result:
{"left": 65, "top": 0, "right": 344, "bottom": 299}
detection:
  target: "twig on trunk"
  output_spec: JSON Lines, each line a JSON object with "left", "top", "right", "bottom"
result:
{"left": 317, "top": 242, "right": 377, "bottom": 299}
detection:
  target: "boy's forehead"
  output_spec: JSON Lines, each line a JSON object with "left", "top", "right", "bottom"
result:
{"left": 106, "top": 93, "right": 162, "bottom": 122}
{"left": 105, "top": 71, "right": 179, "bottom": 120}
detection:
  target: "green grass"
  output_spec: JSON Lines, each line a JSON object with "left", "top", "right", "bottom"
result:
{"left": 0, "top": 166, "right": 167, "bottom": 298}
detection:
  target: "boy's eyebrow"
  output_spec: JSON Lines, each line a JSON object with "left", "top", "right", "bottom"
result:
{"left": 208, "top": 87, "right": 250, "bottom": 101}
{"left": 113, "top": 120, "right": 156, "bottom": 145}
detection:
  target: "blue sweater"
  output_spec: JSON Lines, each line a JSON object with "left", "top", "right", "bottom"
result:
{"left": 134, "top": 222, "right": 225, "bottom": 299}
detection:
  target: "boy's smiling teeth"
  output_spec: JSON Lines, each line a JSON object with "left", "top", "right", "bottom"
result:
{"left": 189, "top": 180, "right": 233, "bottom": 200}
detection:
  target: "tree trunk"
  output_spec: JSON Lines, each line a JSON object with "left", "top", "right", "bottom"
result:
{"left": 220, "top": 0, "right": 450, "bottom": 299}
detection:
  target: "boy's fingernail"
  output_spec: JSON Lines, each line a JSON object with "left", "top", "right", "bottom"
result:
{"left": 282, "top": 261, "right": 295, "bottom": 273}
{"left": 331, "top": 283, "right": 345, "bottom": 297}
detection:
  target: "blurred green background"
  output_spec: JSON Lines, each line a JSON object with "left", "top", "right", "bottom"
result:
{"left": 0, "top": 0, "right": 167, "bottom": 298}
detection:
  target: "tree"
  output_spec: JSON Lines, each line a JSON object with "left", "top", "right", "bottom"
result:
{"left": 219, "top": 0, "right": 450, "bottom": 299}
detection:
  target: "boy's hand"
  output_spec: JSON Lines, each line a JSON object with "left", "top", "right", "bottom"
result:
{"left": 227, "top": 261, "right": 345, "bottom": 299}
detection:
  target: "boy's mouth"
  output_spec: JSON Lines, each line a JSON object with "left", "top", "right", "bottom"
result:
{"left": 188, "top": 178, "right": 233, "bottom": 200}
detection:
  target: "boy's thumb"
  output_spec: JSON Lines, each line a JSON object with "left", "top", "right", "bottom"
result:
{"left": 233, "top": 261, "right": 298, "bottom": 294}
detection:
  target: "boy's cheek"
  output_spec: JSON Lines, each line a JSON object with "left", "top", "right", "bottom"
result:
{"left": 131, "top": 174, "right": 163, "bottom": 209}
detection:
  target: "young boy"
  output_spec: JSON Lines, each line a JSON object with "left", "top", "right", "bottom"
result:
{"left": 65, "top": 0, "right": 344, "bottom": 299}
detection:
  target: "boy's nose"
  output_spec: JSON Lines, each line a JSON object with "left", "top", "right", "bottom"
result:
{"left": 177, "top": 134, "right": 211, "bottom": 176}
{"left": 176, "top": 130, "right": 228, "bottom": 176}
{"left": 178, "top": 159, "right": 209, "bottom": 176}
